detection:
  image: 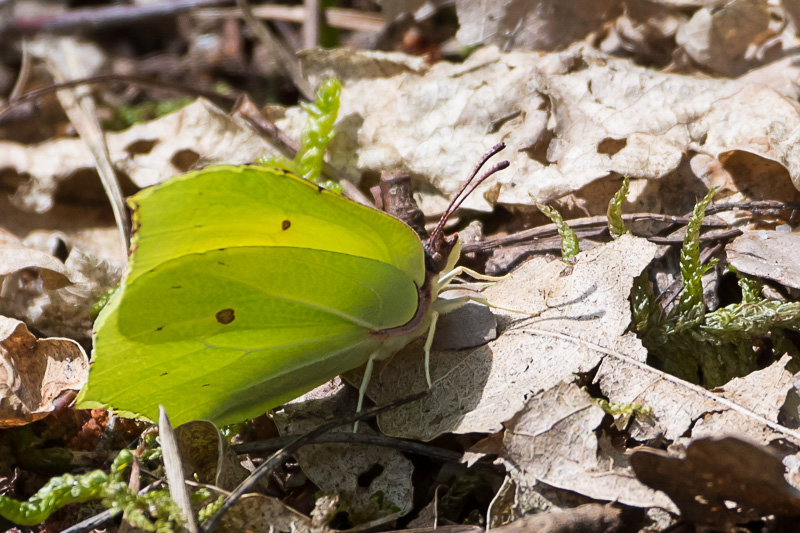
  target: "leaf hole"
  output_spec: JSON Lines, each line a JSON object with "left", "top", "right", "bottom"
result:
{"left": 171, "top": 149, "right": 201, "bottom": 172}
{"left": 357, "top": 463, "right": 384, "bottom": 488}
{"left": 521, "top": 129, "right": 555, "bottom": 165}
{"left": 597, "top": 138, "right": 627, "bottom": 156}
{"left": 124, "top": 139, "right": 158, "bottom": 155}
{"left": 216, "top": 308, "right": 235, "bottom": 325}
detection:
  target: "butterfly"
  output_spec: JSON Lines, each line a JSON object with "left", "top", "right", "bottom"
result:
{"left": 77, "top": 144, "right": 509, "bottom": 426}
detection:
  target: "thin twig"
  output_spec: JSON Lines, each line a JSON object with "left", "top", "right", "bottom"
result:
{"left": 43, "top": 39, "right": 130, "bottom": 254}
{"left": 232, "top": 432, "right": 462, "bottom": 463}
{"left": 0, "top": 73, "right": 238, "bottom": 123}
{"left": 303, "top": 0, "right": 321, "bottom": 49}
{"left": 462, "top": 213, "right": 728, "bottom": 254}
{"left": 3, "top": 0, "right": 233, "bottom": 36}
{"left": 647, "top": 227, "right": 742, "bottom": 245}
{"left": 8, "top": 40, "right": 32, "bottom": 101}
{"left": 706, "top": 200, "right": 800, "bottom": 215}
{"left": 196, "top": 5, "right": 385, "bottom": 32}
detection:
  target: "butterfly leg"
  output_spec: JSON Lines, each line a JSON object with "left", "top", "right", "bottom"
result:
{"left": 436, "top": 266, "right": 508, "bottom": 289}
{"left": 422, "top": 311, "right": 440, "bottom": 388}
{"left": 353, "top": 349, "right": 383, "bottom": 432}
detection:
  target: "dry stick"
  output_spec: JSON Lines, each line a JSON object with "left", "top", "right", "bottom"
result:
{"left": 159, "top": 407, "right": 199, "bottom": 533}
{"left": 648, "top": 227, "right": 742, "bottom": 245}
{"left": 196, "top": 5, "right": 385, "bottom": 32}
{"left": 303, "top": 0, "right": 321, "bottom": 49}
{"left": 0, "top": 73, "right": 238, "bottom": 123}
{"left": 43, "top": 39, "right": 131, "bottom": 253}
{"left": 462, "top": 213, "right": 729, "bottom": 254}
{"left": 8, "top": 40, "right": 32, "bottom": 101}
{"left": 200, "top": 392, "right": 426, "bottom": 533}
{"left": 235, "top": 0, "right": 313, "bottom": 101}
{"left": 706, "top": 200, "right": 800, "bottom": 215}
{"left": 465, "top": 200, "right": 797, "bottom": 255}
{"left": 3, "top": 0, "right": 233, "bottom": 35}
{"left": 232, "top": 432, "right": 462, "bottom": 463}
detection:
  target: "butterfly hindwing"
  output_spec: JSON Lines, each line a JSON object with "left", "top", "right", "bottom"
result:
{"left": 78, "top": 167, "right": 427, "bottom": 425}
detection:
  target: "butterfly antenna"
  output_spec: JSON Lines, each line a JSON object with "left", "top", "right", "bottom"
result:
{"left": 429, "top": 142, "right": 509, "bottom": 243}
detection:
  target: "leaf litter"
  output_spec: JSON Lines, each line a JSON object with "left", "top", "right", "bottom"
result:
{"left": 2, "top": 14, "right": 800, "bottom": 531}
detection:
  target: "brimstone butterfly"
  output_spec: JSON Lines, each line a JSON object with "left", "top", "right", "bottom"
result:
{"left": 77, "top": 145, "right": 509, "bottom": 426}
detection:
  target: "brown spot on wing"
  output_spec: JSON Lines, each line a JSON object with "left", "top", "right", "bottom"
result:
{"left": 216, "top": 308, "right": 235, "bottom": 325}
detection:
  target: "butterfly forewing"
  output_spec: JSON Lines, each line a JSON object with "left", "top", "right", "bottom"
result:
{"left": 129, "top": 166, "right": 426, "bottom": 287}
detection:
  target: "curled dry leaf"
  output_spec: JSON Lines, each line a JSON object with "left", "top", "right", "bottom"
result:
{"left": 0, "top": 230, "right": 74, "bottom": 290}
{"left": 726, "top": 230, "right": 800, "bottom": 290}
{"left": 631, "top": 436, "right": 800, "bottom": 529}
{"left": 0, "top": 229, "right": 125, "bottom": 342}
{"left": 674, "top": 0, "right": 791, "bottom": 77}
{"left": 0, "top": 316, "right": 88, "bottom": 427}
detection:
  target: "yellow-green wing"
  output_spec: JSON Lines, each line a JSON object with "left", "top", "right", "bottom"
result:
{"left": 77, "top": 166, "right": 426, "bottom": 425}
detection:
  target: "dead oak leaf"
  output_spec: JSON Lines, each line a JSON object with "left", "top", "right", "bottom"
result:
{"left": 0, "top": 316, "right": 88, "bottom": 427}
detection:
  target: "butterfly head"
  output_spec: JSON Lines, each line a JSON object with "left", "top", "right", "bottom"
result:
{"left": 423, "top": 231, "right": 459, "bottom": 274}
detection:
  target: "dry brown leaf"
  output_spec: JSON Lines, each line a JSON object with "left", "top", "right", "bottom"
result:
{"left": 454, "top": 0, "right": 621, "bottom": 51}
{"left": 273, "top": 383, "right": 414, "bottom": 527}
{"left": 0, "top": 99, "right": 281, "bottom": 212}
{"left": 596, "top": 352, "right": 798, "bottom": 444}
{"left": 299, "top": 45, "right": 800, "bottom": 215}
{"left": 0, "top": 316, "right": 88, "bottom": 427}
{"left": 0, "top": 231, "right": 74, "bottom": 290}
{"left": 674, "top": 0, "right": 794, "bottom": 77}
{"left": 218, "top": 494, "right": 311, "bottom": 533}
{"left": 0, "top": 229, "right": 124, "bottom": 342}
{"left": 726, "top": 230, "right": 800, "bottom": 290}
{"left": 500, "top": 382, "right": 676, "bottom": 511}
{"left": 366, "top": 234, "right": 658, "bottom": 441}
{"left": 631, "top": 436, "right": 800, "bottom": 528}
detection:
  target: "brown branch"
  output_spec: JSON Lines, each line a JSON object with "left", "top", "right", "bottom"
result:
{"left": 462, "top": 212, "right": 728, "bottom": 254}
{"left": 2, "top": 0, "right": 234, "bottom": 36}
{"left": 0, "top": 73, "right": 239, "bottom": 123}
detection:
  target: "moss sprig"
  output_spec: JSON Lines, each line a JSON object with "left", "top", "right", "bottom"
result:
{"left": 259, "top": 77, "right": 342, "bottom": 192}
{"left": 0, "top": 450, "right": 184, "bottom": 532}
{"left": 607, "top": 176, "right": 631, "bottom": 239}
{"left": 534, "top": 201, "right": 580, "bottom": 262}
